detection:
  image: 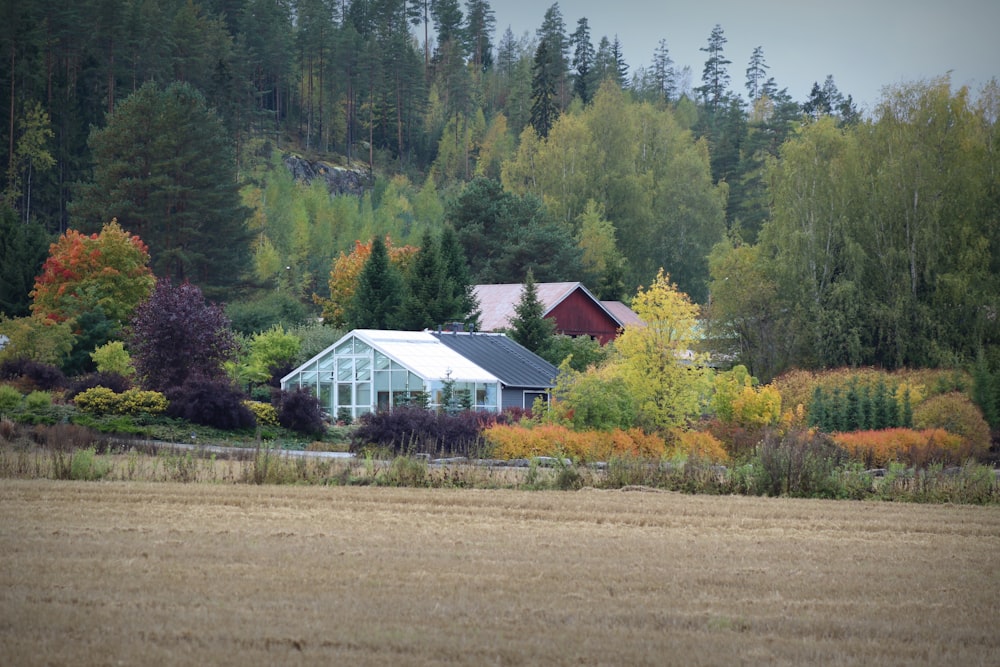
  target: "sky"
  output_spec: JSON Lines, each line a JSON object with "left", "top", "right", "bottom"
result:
{"left": 489, "top": 0, "right": 1000, "bottom": 113}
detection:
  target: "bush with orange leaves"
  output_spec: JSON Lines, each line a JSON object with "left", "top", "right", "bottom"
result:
{"left": 831, "top": 428, "right": 967, "bottom": 468}
{"left": 483, "top": 423, "right": 666, "bottom": 463}
{"left": 667, "top": 430, "right": 729, "bottom": 464}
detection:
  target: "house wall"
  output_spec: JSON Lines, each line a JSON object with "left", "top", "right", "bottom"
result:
{"left": 547, "top": 289, "right": 621, "bottom": 344}
{"left": 501, "top": 386, "right": 550, "bottom": 411}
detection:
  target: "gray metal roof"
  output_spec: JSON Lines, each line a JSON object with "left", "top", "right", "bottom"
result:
{"left": 430, "top": 331, "right": 559, "bottom": 389}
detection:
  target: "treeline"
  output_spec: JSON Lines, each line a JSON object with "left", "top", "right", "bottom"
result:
{"left": 2, "top": 0, "right": 998, "bottom": 382}
{"left": 3, "top": 0, "right": 843, "bottom": 235}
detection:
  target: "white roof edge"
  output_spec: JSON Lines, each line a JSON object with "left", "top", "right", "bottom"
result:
{"left": 282, "top": 329, "right": 502, "bottom": 386}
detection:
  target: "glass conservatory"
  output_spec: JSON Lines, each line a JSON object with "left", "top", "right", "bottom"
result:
{"left": 280, "top": 330, "right": 501, "bottom": 419}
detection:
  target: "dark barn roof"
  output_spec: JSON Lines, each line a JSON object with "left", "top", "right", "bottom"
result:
{"left": 430, "top": 331, "right": 559, "bottom": 389}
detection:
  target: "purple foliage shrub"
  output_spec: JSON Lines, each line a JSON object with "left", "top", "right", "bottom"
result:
{"left": 0, "top": 358, "right": 67, "bottom": 391}
{"left": 277, "top": 388, "right": 326, "bottom": 437}
{"left": 165, "top": 375, "right": 254, "bottom": 430}
{"left": 67, "top": 371, "right": 130, "bottom": 399}
{"left": 350, "top": 406, "right": 488, "bottom": 457}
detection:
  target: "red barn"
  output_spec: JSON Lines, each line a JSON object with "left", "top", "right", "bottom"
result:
{"left": 473, "top": 282, "right": 640, "bottom": 344}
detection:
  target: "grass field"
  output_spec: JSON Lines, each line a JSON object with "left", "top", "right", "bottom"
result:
{"left": 2, "top": 480, "right": 998, "bottom": 666}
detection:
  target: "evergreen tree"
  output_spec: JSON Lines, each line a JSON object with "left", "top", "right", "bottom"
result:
{"left": 899, "top": 387, "right": 913, "bottom": 428}
{"left": 696, "top": 24, "right": 731, "bottom": 111}
{"left": 70, "top": 82, "right": 251, "bottom": 299}
{"left": 651, "top": 39, "right": 676, "bottom": 103}
{"left": 972, "top": 353, "right": 1000, "bottom": 428}
{"left": 438, "top": 225, "right": 481, "bottom": 327}
{"left": 446, "top": 177, "right": 579, "bottom": 284}
{"left": 345, "top": 235, "right": 404, "bottom": 330}
{"left": 610, "top": 35, "right": 628, "bottom": 88}
{"left": 0, "top": 206, "right": 49, "bottom": 317}
{"left": 829, "top": 388, "right": 844, "bottom": 432}
{"left": 530, "top": 40, "right": 560, "bottom": 138}
{"left": 509, "top": 269, "right": 555, "bottom": 356}
{"left": 398, "top": 230, "right": 447, "bottom": 330}
{"left": 464, "top": 0, "right": 495, "bottom": 72}
{"left": 809, "top": 387, "right": 826, "bottom": 429}
{"left": 745, "top": 46, "right": 769, "bottom": 101}
{"left": 570, "top": 17, "right": 595, "bottom": 103}
{"left": 871, "top": 379, "right": 891, "bottom": 430}
{"left": 592, "top": 36, "right": 614, "bottom": 86}
{"left": 535, "top": 2, "right": 568, "bottom": 103}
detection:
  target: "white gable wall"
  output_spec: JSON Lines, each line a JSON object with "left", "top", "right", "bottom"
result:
{"left": 281, "top": 330, "right": 501, "bottom": 419}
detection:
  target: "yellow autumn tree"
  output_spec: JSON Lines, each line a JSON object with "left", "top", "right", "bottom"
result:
{"left": 613, "top": 269, "right": 709, "bottom": 432}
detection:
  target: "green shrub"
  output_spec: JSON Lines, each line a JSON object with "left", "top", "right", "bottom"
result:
{"left": 24, "top": 390, "right": 52, "bottom": 411}
{"left": 0, "top": 385, "right": 22, "bottom": 412}
{"left": 69, "top": 447, "right": 111, "bottom": 481}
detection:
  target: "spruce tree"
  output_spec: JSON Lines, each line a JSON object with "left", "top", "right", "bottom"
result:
{"left": 570, "top": 18, "right": 595, "bottom": 103}
{"left": 809, "top": 387, "right": 826, "bottom": 429}
{"left": 872, "top": 379, "right": 890, "bottom": 429}
{"left": 509, "top": 269, "right": 555, "bottom": 356}
{"left": 345, "top": 236, "right": 404, "bottom": 330}
{"left": 398, "top": 230, "right": 446, "bottom": 331}
{"left": 438, "top": 225, "right": 480, "bottom": 327}
{"left": 530, "top": 40, "right": 560, "bottom": 138}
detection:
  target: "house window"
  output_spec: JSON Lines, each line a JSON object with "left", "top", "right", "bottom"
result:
{"left": 523, "top": 392, "right": 547, "bottom": 410}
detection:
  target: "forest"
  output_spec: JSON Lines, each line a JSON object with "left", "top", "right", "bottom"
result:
{"left": 1, "top": 0, "right": 998, "bottom": 386}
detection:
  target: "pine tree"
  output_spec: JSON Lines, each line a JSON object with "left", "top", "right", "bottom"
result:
{"left": 972, "top": 354, "right": 1000, "bottom": 428}
{"left": 69, "top": 82, "right": 251, "bottom": 299}
{"left": 509, "top": 269, "right": 555, "bottom": 356}
{"left": 899, "top": 387, "right": 913, "bottom": 428}
{"left": 398, "top": 230, "right": 446, "bottom": 330}
{"left": 651, "top": 39, "right": 676, "bottom": 103}
{"left": 463, "top": 0, "right": 495, "bottom": 72}
{"left": 696, "top": 24, "right": 731, "bottom": 111}
{"left": 345, "top": 235, "right": 404, "bottom": 330}
{"left": 0, "top": 206, "right": 49, "bottom": 317}
{"left": 745, "top": 46, "right": 769, "bottom": 102}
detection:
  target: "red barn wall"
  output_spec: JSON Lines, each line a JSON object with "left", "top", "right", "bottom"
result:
{"left": 546, "top": 289, "right": 620, "bottom": 344}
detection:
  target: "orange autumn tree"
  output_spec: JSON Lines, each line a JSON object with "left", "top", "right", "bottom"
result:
{"left": 30, "top": 219, "right": 155, "bottom": 327}
{"left": 315, "top": 236, "right": 417, "bottom": 328}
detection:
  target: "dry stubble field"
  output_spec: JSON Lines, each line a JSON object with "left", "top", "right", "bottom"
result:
{"left": 1, "top": 480, "right": 998, "bottom": 666}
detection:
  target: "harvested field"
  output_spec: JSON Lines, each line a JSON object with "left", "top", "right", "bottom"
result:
{"left": 1, "top": 480, "right": 998, "bottom": 666}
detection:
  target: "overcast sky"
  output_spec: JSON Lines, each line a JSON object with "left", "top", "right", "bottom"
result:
{"left": 490, "top": 0, "right": 999, "bottom": 113}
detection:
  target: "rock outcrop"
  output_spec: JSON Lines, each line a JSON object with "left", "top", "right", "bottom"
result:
{"left": 282, "top": 153, "right": 372, "bottom": 197}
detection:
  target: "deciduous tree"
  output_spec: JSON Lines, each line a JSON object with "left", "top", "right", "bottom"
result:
{"left": 127, "top": 279, "right": 239, "bottom": 391}
{"left": 614, "top": 269, "right": 708, "bottom": 431}
{"left": 29, "top": 219, "right": 154, "bottom": 328}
